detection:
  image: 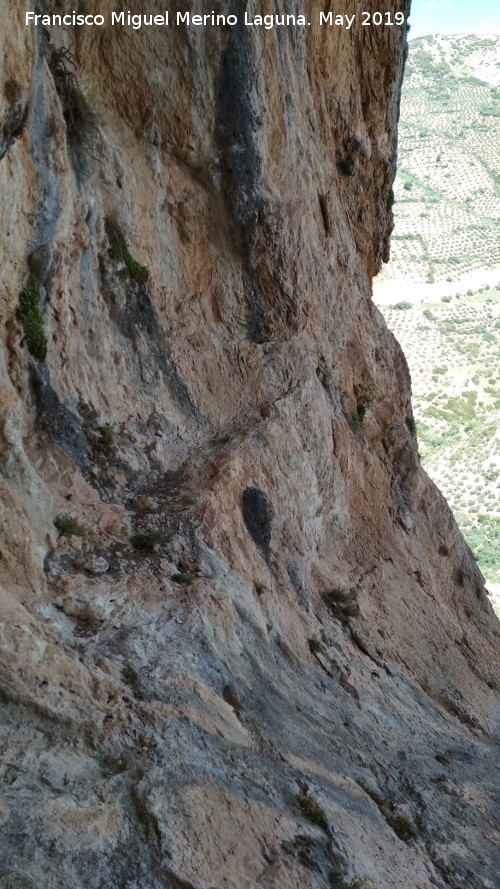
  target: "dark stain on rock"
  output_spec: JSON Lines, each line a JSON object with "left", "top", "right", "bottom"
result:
{"left": 216, "top": 0, "right": 270, "bottom": 343}
{"left": 241, "top": 486, "right": 272, "bottom": 561}
{"left": 105, "top": 282, "right": 201, "bottom": 422}
{"left": 30, "top": 364, "right": 88, "bottom": 469}
{"left": 216, "top": 0, "right": 260, "bottom": 237}
{"left": 0, "top": 97, "right": 29, "bottom": 162}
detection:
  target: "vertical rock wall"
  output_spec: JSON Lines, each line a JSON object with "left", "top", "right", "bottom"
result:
{"left": 0, "top": 2, "right": 499, "bottom": 887}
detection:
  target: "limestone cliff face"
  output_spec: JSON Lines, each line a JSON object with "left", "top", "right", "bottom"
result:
{"left": 1, "top": 3, "right": 499, "bottom": 887}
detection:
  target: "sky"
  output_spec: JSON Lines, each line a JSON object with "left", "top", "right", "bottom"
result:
{"left": 408, "top": 0, "right": 500, "bottom": 38}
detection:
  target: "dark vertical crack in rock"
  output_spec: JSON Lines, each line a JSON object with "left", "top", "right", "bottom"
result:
{"left": 216, "top": 0, "right": 269, "bottom": 342}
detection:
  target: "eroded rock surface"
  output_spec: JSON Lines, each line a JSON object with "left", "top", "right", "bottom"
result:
{"left": 1, "top": 3, "right": 499, "bottom": 887}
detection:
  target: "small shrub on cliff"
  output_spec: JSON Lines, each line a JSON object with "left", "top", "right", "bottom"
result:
{"left": 281, "top": 835, "right": 319, "bottom": 870}
{"left": 389, "top": 811, "right": 419, "bottom": 841}
{"left": 342, "top": 407, "right": 363, "bottom": 431}
{"left": 358, "top": 394, "right": 371, "bottom": 419}
{"left": 355, "top": 778, "right": 418, "bottom": 842}
{"left": 105, "top": 216, "right": 150, "bottom": 285}
{"left": 121, "top": 664, "right": 144, "bottom": 700}
{"left": 343, "top": 391, "right": 373, "bottom": 431}
{"left": 330, "top": 876, "right": 370, "bottom": 889}
{"left": 253, "top": 578, "right": 266, "bottom": 596}
{"left": 54, "top": 514, "right": 81, "bottom": 536}
{"left": 355, "top": 777, "right": 383, "bottom": 805}
{"left": 77, "top": 402, "right": 116, "bottom": 457}
{"left": 324, "top": 587, "right": 359, "bottom": 621}
{"left": 308, "top": 636, "right": 323, "bottom": 654}
{"left": 296, "top": 782, "right": 329, "bottom": 832}
{"left": 131, "top": 530, "right": 169, "bottom": 551}
{"left": 435, "top": 751, "right": 453, "bottom": 766}
{"left": 386, "top": 186, "right": 395, "bottom": 212}
{"left": 316, "top": 358, "right": 333, "bottom": 388}
{"left": 328, "top": 587, "right": 350, "bottom": 604}
{"left": 47, "top": 44, "right": 99, "bottom": 153}
{"left": 96, "top": 422, "right": 115, "bottom": 454}
{"left": 336, "top": 157, "right": 354, "bottom": 177}
{"left": 1, "top": 82, "right": 29, "bottom": 156}
{"left": 171, "top": 572, "right": 193, "bottom": 585}
{"left": 16, "top": 288, "right": 47, "bottom": 360}
{"left": 78, "top": 400, "right": 99, "bottom": 435}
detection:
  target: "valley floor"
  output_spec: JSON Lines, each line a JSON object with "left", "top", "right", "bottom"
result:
{"left": 374, "top": 266, "right": 500, "bottom": 305}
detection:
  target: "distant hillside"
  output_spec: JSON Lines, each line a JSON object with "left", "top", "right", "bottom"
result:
{"left": 381, "top": 287, "right": 500, "bottom": 606}
{"left": 379, "top": 34, "right": 500, "bottom": 288}
{"left": 376, "top": 35, "right": 500, "bottom": 610}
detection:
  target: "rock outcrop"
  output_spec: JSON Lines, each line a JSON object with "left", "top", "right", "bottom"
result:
{"left": 1, "top": 3, "right": 499, "bottom": 887}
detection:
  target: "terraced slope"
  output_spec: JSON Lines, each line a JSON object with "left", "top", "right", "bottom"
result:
{"left": 380, "top": 287, "right": 500, "bottom": 609}
{"left": 378, "top": 34, "right": 500, "bottom": 290}
{"left": 375, "top": 34, "right": 500, "bottom": 610}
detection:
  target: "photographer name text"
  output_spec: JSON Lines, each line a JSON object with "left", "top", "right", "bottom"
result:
{"left": 26, "top": 10, "right": 407, "bottom": 32}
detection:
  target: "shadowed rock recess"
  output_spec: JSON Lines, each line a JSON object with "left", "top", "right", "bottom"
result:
{"left": 1, "top": 3, "right": 499, "bottom": 887}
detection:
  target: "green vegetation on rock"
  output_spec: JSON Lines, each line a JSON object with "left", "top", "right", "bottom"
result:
{"left": 54, "top": 514, "right": 81, "bottom": 536}
{"left": 16, "top": 288, "right": 47, "bottom": 360}
{"left": 105, "top": 216, "right": 150, "bottom": 285}
{"left": 296, "top": 782, "right": 329, "bottom": 832}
